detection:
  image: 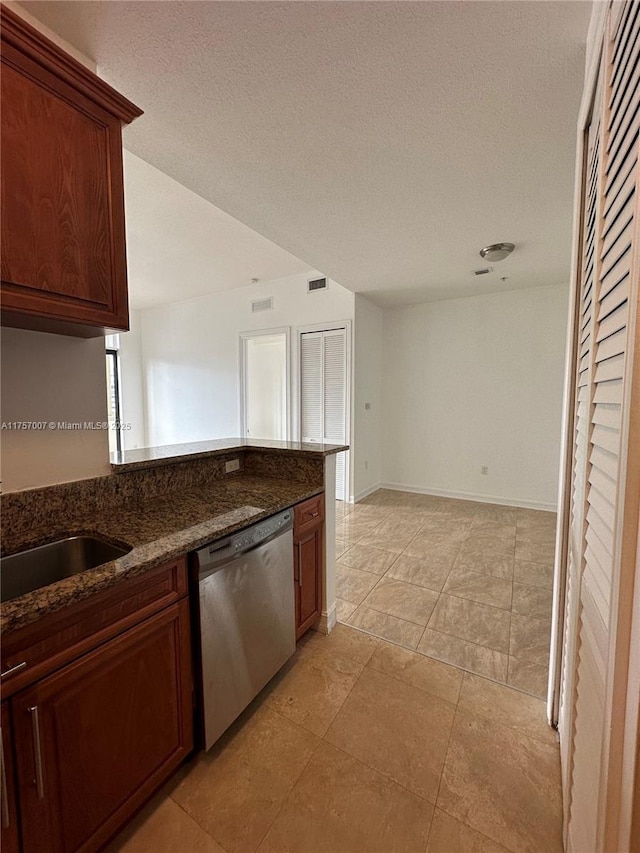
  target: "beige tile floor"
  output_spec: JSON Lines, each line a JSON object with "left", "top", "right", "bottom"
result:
{"left": 335, "top": 490, "right": 556, "bottom": 699}
{"left": 110, "top": 624, "right": 562, "bottom": 853}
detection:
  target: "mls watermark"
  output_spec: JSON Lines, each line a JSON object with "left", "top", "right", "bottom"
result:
{"left": 1, "top": 421, "right": 132, "bottom": 431}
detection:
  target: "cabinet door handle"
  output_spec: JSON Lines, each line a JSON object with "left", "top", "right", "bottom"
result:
{"left": 306, "top": 510, "right": 319, "bottom": 519}
{"left": 295, "top": 542, "right": 302, "bottom": 586}
{"left": 28, "top": 706, "right": 45, "bottom": 799}
{"left": 0, "top": 726, "right": 9, "bottom": 829}
{"left": 1, "top": 661, "right": 27, "bottom": 680}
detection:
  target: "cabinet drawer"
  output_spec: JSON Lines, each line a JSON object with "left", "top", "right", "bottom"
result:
{"left": 1, "top": 557, "right": 187, "bottom": 698}
{"left": 294, "top": 494, "right": 325, "bottom": 537}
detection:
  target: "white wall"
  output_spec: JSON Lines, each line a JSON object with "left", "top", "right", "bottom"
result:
{"left": 135, "top": 273, "right": 355, "bottom": 447}
{"left": 0, "top": 329, "right": 111, "bottom": 492}
{"left": 352, "top": 295, "right": 383, "bottom": 501}
{"left": 381, "top": 284, "right": 569, "bottom": 509}
{"left": 118, "top": 310, "right": 147, "bottom": 450}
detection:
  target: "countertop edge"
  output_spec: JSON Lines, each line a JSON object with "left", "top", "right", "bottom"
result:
{"left": 110, "top": 440, "right": 349, "bottom": 473}
{"left": 1, "top": 484, "right": 324, "bottom": 637}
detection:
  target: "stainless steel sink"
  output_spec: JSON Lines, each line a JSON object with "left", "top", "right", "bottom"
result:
{"left": 1, "top": 536, "right": 132, "bottom": 602}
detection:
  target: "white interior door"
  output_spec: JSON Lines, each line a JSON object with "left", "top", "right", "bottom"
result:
{"left": 241, "top": 331, "right": 289, "bottom": 440}
{"left": 300, "top": 328, "right": 349, "bottom": 501}
{"left": 557, "top": 3, "right": 640, "bottom": 850}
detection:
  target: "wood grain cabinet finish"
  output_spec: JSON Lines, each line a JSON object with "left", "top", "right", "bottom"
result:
{"left": 12, "top": 600, "right": 193, "bottom": 853}
{"left": 1, "top": 557, "right": 192, "bottom": 852}
{"left": 1, "top": 558, "right": 188, "bottom": 700}
{"left": 294, "top": 495, "right": 324, "bottom": 639}
{"left": 0, "top": 6, "right": 142, "bottom": 337}
{"left": 1, "top": 702, "right": 20, "bottom": 853}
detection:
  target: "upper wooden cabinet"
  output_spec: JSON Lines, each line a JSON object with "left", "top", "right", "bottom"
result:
{"left": 0, "top": 5, "right": 142, "bottom": 337}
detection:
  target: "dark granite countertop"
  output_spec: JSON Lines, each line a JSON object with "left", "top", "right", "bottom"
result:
{"left": 111, "top": 438, "right": 349, "bottom": 473}
{"left": 1, "top": 474, "right": 322, "bottom": 636}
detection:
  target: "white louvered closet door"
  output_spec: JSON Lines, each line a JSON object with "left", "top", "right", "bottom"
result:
{"left": 300, "top": 333, "right": 323, "bottom": 443}
{"left": 300, "top": 329, "right": 348, "bottom": 500}
{"left": 558, "top": 62, "right": 603, "bottom": 796}
{"left": 562, "top": 2, "right": 640, "bottom": 850}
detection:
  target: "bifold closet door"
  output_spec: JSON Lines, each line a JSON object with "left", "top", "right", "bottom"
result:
{"left": 300, "top": 329, "right": 348, "bottom": 500}
{"left": 561, "top": 2, "right": 640, "bottom": 850}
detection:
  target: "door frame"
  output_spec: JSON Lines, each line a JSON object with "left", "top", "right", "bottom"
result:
{"left": 293, "top": 320, "right": 352, "bottom": 502}
{"left": 239, "top": 327, "right": 291, "bottom": 441}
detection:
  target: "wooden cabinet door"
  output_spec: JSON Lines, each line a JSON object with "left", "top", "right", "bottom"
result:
{"left": 12, "top": 600, "right": 193, "bottom": 853}
{"left": 0, "top": 7, "right": 141, "bottom": 336}
{"left": 1, "top": 702, "right": 20, "bottom": 853}
{"left": 294, "top": 525, "right": 323, "bottom": 639}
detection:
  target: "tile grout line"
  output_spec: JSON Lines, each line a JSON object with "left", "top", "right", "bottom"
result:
{"left": 342, "top": 592, "right": 533, "bottom": 658}
{"left": 426, "top": 676, "right": 471, "bottom": 849}
{"left": 319, "top": 738, "right": 441, "bottom": 812}
{"left": 508, "top": 529, "right": 516, "bottom": 687}
{"left": 271, "top": 618, "right": 405, "bottom": 816}
{"left": 343, "top": 601, "right": 545, "bottom": 698}
{"left": 364, "top": 656, "right": 461, "bottom": 707}
{"left": 167, "top": 793, "right": 233, "bottom": 853}
{"left": 251, "top": 710, "right": 326, "bottom": 853}
{"left": 353, "top": 586, "right": 511, "bottom": 649}
{"left": 338, "top": 494, "right": 553, "bottom": 693}
{"left": 435, "top": 801, "right": 522, "bottom": 853}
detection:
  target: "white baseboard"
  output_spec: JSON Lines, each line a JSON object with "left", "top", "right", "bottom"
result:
{"left": 379, "top": 481, "right": 557, "bottom": 512}
{"left": 314, "top": 603, "right": 337, "bottom": 635}
{"left": 351, "top": 482, "right": 382, "bottom": 504}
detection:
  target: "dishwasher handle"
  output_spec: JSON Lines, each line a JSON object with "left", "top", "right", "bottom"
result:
{"left": 197, "top": 510, "right": 293, "bottom": 577}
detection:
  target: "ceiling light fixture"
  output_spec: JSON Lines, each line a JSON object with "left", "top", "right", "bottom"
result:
{"left": 479, "top": 242, "right": 515, "bottom": 262}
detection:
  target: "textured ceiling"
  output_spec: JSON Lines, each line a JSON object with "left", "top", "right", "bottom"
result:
{"left": 123, "top": 151, "right": 310, "bottom": 310}
{"left": 22, "top": 1, "right": 592, "bottom": 307}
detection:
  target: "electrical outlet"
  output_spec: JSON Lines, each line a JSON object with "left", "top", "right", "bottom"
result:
{"left": 225, "top": 458, "right": 240, "bottom": 473}
{"left": 481, "top": 465, "right": 488, "bottom": 476}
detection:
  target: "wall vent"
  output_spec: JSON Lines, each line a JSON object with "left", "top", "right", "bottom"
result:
{"left": 307, "top": 277, "right": 328, "bottom": 292}
{"left": 251, "top": 296, "right": 273, "bottom": 312}
{"left": 473, "top": 267, "right": 493, "bottom": 276}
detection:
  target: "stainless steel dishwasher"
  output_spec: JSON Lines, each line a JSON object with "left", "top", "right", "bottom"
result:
{"left": 194, "top": 509, "right": 295, "bottom": 750}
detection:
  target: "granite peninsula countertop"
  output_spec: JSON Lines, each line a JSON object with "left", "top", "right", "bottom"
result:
{"left": 111, "top": 438, "right": 349, "bottom": 473}
{"left": 1, "top": 474, "right": 323, "bottom": 636}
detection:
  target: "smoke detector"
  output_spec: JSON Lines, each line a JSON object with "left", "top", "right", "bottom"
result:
{"left": 479, "top": 242, "right": 515, "bottom": 262}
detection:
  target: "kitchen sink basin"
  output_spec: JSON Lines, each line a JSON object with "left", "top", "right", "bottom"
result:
{"left": 1, "top": 535, "right": 132, "bottom": 603}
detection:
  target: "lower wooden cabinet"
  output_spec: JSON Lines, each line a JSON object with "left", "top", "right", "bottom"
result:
{"left": 294, "top": 495, "right": 324, "bottom": 639}
{"left": 2, "top": 559, "right": 193, "bottom": 853}
{"left": 1, "top": 702, "right": 20, "bottom": 853}
{"left": 12, "top": 599, "right": 192, "bottom": 852}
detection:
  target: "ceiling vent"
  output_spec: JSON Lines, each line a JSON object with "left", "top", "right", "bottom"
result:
{"left": 251, "top": 296, "right": 273, "bottom": 312}
{"left": 307, "top": 277, "right": 327, "bottom": 292}
{"left": 473, "top": 267, "right": 493, "bottom": 276}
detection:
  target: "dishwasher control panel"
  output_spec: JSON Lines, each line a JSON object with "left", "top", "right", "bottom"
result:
{"left": 233, "top": 509, "right": 292, "bottom": 552}
{"left": 198, "top": 509, "right": 293, "bottom": 570}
